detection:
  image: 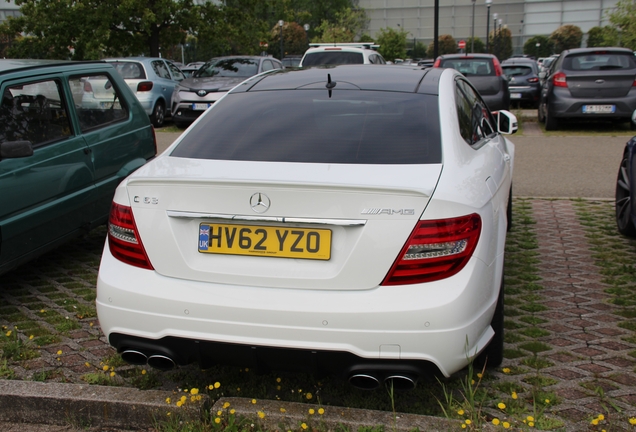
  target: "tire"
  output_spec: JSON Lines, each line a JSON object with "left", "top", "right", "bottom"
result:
{"left": 544, "top": 105, "right": 558, "bottom": 131}
{"left": 173, "top": 119, "right": 189, "bottom": 129}
{"left": 150, "top": 100, "right": 166, "bottom": 128}
{"left": 616, "top": 153, "right": 636, "bottom": 237}
{"left": 475, "top": 274, "right": 504, "bottom": 369}
{"left": 537, "top": 101, "right": 545, "bottom": 123}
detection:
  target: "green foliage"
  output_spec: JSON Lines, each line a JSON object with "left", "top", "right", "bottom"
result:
{"left": 426, "top": 34, "right": 457, "bottom": 58}
{"left": 465, "top": 37, "right": 485, "bottom": 54}
{"left": 376, "top": 27, "right": 408, "bottom": 62}
{"left": 549, "top": 24, "right": 583, "bottom": 54}
{"left": 586, "top": 26, "right": 619, "bottom": 47}
{"left": 491, "top": 27, "right": 513, "bottom": 60}
{"left": 311, "top": 7, "right": 368, "bottom": 44}
{"left": 608, "top": 0, "right": 636, "bottom": 50}
{"left": 269, "top": 21, "right": 309, "bottom": 58}
{"left": 523, "top": 35, "right": 553, "bottom": 57}
{"left": 411, "top": 41, "right": 428, "bottom": 59}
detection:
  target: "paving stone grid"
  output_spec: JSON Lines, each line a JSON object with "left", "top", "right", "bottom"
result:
{"left": 0, "top": 198, "right": 635, "bottom": 430}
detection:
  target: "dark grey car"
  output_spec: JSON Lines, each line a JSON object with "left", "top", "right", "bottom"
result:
{"left": 171, "top": 56, "right": 283, "bottom": 128}
{"left": 538, "top": 47, "right": 636, "bottom": 130}
{"left": 434, "top": 53, "right": 510, "bottom": 111}
{"left": 501, "top": 58, "right": 541, "bottom": 108}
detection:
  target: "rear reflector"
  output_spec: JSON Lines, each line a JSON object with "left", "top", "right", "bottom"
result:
{"left": 382, "top": 214, "right": 481, "bottom": 285}
{"left": 108, "top": 203, "right": 154, "bottom": 270}
{"left": 528, "top": 77, "right": 539, "bottom": 83}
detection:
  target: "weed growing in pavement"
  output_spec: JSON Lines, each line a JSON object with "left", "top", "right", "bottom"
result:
{"left": 1, "top": 325, "right": 38, "bottom": 361}
{"left": 0, "top": 358, "right": 15, "bottom": 379}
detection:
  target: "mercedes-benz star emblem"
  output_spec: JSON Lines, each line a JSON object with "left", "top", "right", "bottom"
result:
{"left": 250, "top": 193, "right": 271, "bottom": 214}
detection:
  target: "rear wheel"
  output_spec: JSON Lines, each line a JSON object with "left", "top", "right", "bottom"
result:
{"left": 616, "top": 154, "right": 636, "bottom": 237}
{"left": 544, "top": 105, "right": 559, "bottom": 131}
{"left": 475, "top": 274, "right": 504, "bottom": 369}
{"left": 537, "top": 101, "right": 545, "bottom": 123}
{"left": 150, "top": 100, "right": 166, "bottom": 128}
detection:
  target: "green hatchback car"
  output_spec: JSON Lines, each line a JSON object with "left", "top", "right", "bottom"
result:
{"left": 0, "top": 59, "right": 157, "bottom": 276}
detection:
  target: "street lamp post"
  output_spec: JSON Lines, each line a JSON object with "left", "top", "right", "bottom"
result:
{"left": 485, "top": 0, "right": 492, "bottom": 53}
{"left": 278, "top": 20, "right": 284, "bottom": 61}
{"left": 304, "top": 23, "right": 310, "bottom": 48}
{"left": 493, "top": 13, "right": 498, "bottom": 57}
{"left": 536, "top": 42, "right": 540, "bottom": 59}
{"left": 470, "top": 0, "right": 476, "bottom": 53}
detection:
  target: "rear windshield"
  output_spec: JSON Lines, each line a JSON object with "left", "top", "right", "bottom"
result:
{"left": 302, "top": 52, "right": 364, "bottom": 66}
{"left": 171, "top": 90, "right": 442, "bottom": 164}
{"left": 503, "top": 66, "right": 533, "bottom": 77}
{"left": 109, "top": 62, "right": 146, "bottom": 79}
{"left": 440, "top": 59, "right": 493, "bottom": 76}
{"left": 197, "top": 58, "right": 259, "bottom": 78}
{"left": 563, "top": 52, "right": 636, "bottom": 71}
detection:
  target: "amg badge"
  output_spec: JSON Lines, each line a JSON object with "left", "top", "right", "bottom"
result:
{"left": 361, "top": 208, "right": 415, "bottom": 215}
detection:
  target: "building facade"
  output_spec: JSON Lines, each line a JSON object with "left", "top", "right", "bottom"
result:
{"left": 358, "top": 0, "right": 619, "bottom": 55}
{"left": 0, "top": 0, "right": 20, "bottom": 24}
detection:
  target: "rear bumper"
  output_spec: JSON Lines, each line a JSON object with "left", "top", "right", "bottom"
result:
{"left": 548, "top": 88, "right": 636, "bottom": 119}
{"left": 509, "top": 86, "right": 540, "bottom": 103}
{"left": 96, "top": 243, "right": 501, "bottom": 378}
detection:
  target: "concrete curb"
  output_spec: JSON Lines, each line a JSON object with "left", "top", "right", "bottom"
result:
{"left": 0, "top": 380, "right": 205, "bottom": 429}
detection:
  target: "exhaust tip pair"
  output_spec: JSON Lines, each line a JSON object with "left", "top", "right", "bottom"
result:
{"left": 349, "top": 372, "right": 417, "bottom": 391}
{"left": 121, "top": 349, "right": 176, "bottom": 371}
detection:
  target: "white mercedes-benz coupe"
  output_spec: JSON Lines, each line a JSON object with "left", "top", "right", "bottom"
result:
{"left": 97, "top": 65, "right": 516, "bottom": 390}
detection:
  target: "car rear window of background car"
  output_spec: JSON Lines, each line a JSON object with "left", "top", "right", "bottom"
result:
{"left": 563, "top": 53, "right": 636, "bottom": 71}
{"left": 503, "top": 66, "right": 533, "bottom": 77}
{"left": 302, "top": 52, "right": 365, "bottom": 66}
{"left": 171, "top": 90, "right": 442, "bottom": 164}
{"left": 441, "top": 59, "right": 494, "bottom": 76}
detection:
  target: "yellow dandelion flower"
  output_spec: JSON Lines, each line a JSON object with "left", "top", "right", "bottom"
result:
{"left": 502, "top": 367, "right": 511, "bottom": 373}
{"left": 309, "top": 408, "right": 315, "bottom": 415}
{"left": 492, "top": 418, "right": 500, "bottom": 425}
{"left": 545, "top": 399, "right": 550, "bottom": 404}
{"left": 29, "top": 335, "right": 34, "bottom": 340}
{"left": 230, "top": 409, "right": 235, "bottom": 415}
{"left": 257, "top": 411, "right": 265, "bottom": 419}
{"left": 503, "top": 421, "right": 510, "bottom": 429}
{"left": 318, "top": 408, "right": 325, "bottom": 415}
{"left": 191, "top": 388, "right": 199, "bottom": 395}
{"left": 471, "top": 379, "right": 475, "bottom": 385}
{"left": 277, "top": 385, "right": 281, "bottom": 391}
{"left": 630, "top": 418, "right": 636, "bottom": 425}
{"left": 223, "top": 402, "right": 230, "bottom": 409}
{"left": 477, "top": 373, "right": 483, "bottom": 378}
{"left": 301, "top": 423, "right": 308, "bottom": 430}
{"left": 461, "top": 424, "right": 466, "bottom": 429}
{"left": 85, "top": 362, "right": 90, "bottom": 367}
{"left": 165, "top": 398, "right": 171, "bottom": 404}
{"left": 465, "top": 419, "right": 472, "bottom": 425}
{"left": 527, "top": 416, "right": 534, "bottom": 422}
{"left": 236, "top": 387, "right": 240, "bottom": 392}
{"left": 598, "top": 414, "right": 605, "bottom": 421}
{"left": 276, "top": 377, "right": 281, "bottom": 383}
{"left": 184, "top": 388, "right": 189, "bottom": 392}
{"left": 110, "top": 372, "right": 115, "bottom": 377}
{"left": 512, "top": 392, "right": 518, "bottom": 400}
{"left": 214, "top": 382, "right": 221, "bottom": 388}
{"left": 56, "top": 350, "right": 62, "bottom": 355}
{"left": 166, "top": 412, "right": 171, "bottom": 416}
{"left": 217, "top": 410, "right": 222, "bottom": 416}
{"left": 251, "top": 399, "right": 257, "bottom": 404}
{"left": 457, "top": 409, "right": 465, "bottom": 415}
{"left": 215, "top": 417, "right": 221, "bottom": 424}
{"left": 498, "top": 402, "right": 506, "bottom": 410}
{"left": 528, "top": 421, "right": 535, "bottom": 427}
{"left": 280, "top": 407, "right": 286, "bottom": 413}
{"left": 190, "top": 396, "right": 196, "bottom": 402}
{"left": 591, "top": 419, "right": 599, "bottom": 425}
{"left": 180, "top": 396, "right": 187, "bottom": 403}
{"left": 40, "top": 309, "right": 45, "bottom": 313}
{"left": 306, "top": 392, "right": 313, "bottom": 400}
{"left": 196, "top": 395, "right": 201, "bottom": 401}
{"left": 89, "top": 322, "right": 94, "bottom": 327}
{"left": 141, "top": 370, "right": 146, "bottom": 375}
{"left": 176, "top": 401, "right": 183, "bottom": 407}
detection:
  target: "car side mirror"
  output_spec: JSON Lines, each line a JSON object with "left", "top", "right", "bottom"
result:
{"left": 539, "top": 71, "right": 546, "bottom": 79}
{"left": 0, "top": 140, "right": 34, "bottom": 159}
{"left": 495, "top": 110, "right": 518, "bottom": 135}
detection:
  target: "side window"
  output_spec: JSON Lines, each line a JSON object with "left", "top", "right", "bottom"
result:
{"left": 151, "top": 60, "right": 171, "bottom": 79}
{"left": 1, "top": 79, "right": 72, "bottom": 146}
{"left": 455, "top": 79, "right": 496, "bottom": 146}
{"left": 261, "top": 60, "right": 274, "bottom": 72}
{"left": 69, "top": 74, "right": 128, "bottom": 132}
{"left": 166, "top": 61, "right": 185, "bottom": 81}
{"left": 272, "top": 60, "right": 283, "bottom": 70}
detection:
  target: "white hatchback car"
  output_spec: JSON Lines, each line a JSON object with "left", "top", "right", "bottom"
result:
{"left": 300, "top": 43, "right": 386, "bottom": 66}
{"left": 97, "top": 65, "right": 516, "bottom": 390}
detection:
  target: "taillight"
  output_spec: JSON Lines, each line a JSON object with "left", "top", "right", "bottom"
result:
{"left": 137, "top": 81, "right": 154, "bottom": 92}
{"left": 553, "top": 72, "right": 567, "bottom": 87}
{"left": 433, "top": 58, "right": 441, "bottom": 67}
{"left": 382, "top": 214, "right": 481, "bottom": 285}
{"left": 528, "top": 77, "right": 539, "bottom": 83}
{"left": 108, "top": 203, "right": 154, "bottom": 270}
{"left": 492, "top": 57, "right": 503, "bottom": 77}
{"left": 84, "top": 81, "right": 93, "bottom": 93}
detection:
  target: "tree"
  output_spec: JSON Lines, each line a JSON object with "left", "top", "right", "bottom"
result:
{"left": 269, "top": 21, "right": 310, "bottom": 58}
{"left": 375, "top": 27, "right": 408, "bottom": 62}
{"left": 311, "top": 7, "right": 368, "bottom": 43}
{"left": 491, "top": 26, "right": 512, "bottom": 60}
{"left": 549, "top": 24, "right": 582, "bottom": 54}
{"left": 608, "top": 0, "right": 636, "bottom": 50}
{"left": 586, "top": 26, "right": 619, "bottom": 47}
{"left": 426, "top": 34, "right": 456, "bottom": 58}
{"left": 523, "top": 35, "right": 553, "bottom": 57}
{"left": 466, "top": 37, "right": 485, "bottom": 53}
{"left": 411, "top": 41, "right": 427, "bottom": 59}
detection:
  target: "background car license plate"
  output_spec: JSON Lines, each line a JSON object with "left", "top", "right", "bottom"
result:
{"left": 198, "top": 223, "right": 331, "bottom": 260}
{"left": 192, "top": 103, "right": 210, "bottom": 110}
{"left": 582, "top": 105, "right": 615, "bottom": 114}
{"left": 510, "top": 93, "right": 522, "bottom": 99}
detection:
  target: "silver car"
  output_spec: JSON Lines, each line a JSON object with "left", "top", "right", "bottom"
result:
{"left": 171, "top": 56, "right": 283, "bottom": 128}
{"left": 104, "top": 57, "right": 185, "bottom": 127}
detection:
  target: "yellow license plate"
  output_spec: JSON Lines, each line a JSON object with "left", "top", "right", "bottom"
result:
{"left": 198, "top": 223, "right": 331, "bottom": 260}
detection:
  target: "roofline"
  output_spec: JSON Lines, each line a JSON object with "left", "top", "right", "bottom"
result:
{"left": 308, "top": 43, "right": 380, "bottom": 50}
